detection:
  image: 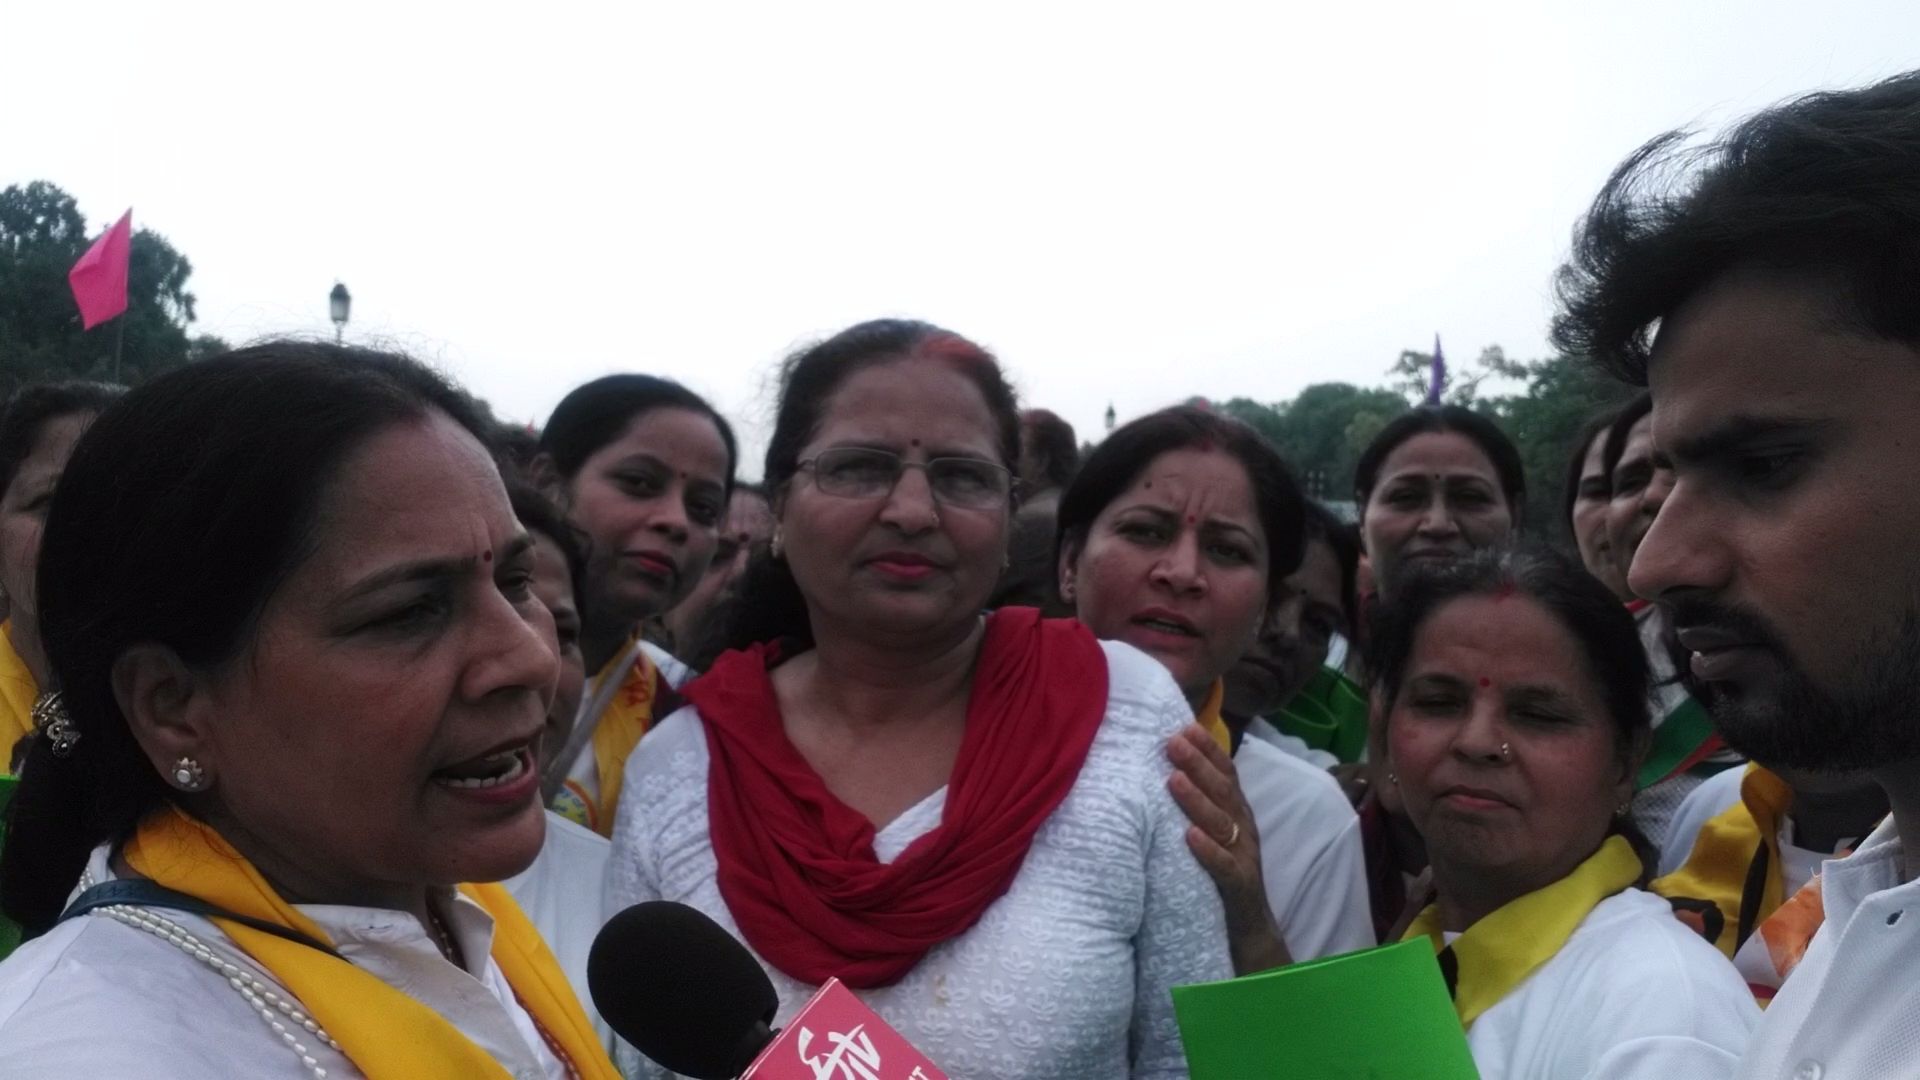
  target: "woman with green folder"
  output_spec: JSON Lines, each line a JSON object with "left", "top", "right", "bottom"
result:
{"left": 1377, "top": 544, "right": 1757, "bottom": 1078}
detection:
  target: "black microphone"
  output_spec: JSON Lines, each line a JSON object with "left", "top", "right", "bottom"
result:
{"left": 588, "top": 900, "right": 780, "bottom": 1079}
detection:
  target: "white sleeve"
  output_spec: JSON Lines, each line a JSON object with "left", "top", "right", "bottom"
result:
{"left": 1239, "top": 742, "right": 1375, "bottom": 961}
{"left": 604, "top": 737, "right": 667, "bottom": 919}
{"left": 1271, "top": 811, "right": 1376, "bottom": 960}
{"left": 605, "top": 719, "right": 674, "bottom": 1080}
{"left": 1129, "top": 694, "right": 1235, "bottom": 1078}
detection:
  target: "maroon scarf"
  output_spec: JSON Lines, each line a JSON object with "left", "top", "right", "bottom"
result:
{"left": 686, "top": 607, "right": 1109, "bottom": 988}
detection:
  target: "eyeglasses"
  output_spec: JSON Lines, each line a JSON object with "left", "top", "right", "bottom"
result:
{"left": 798, "top": 447, "right": 1016, "bottom": 510}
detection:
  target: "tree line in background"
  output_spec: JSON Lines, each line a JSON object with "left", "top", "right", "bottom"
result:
{"left": 0, "top": 181, "right": 226, "bottom": 396}
{"left": 3, "top": 179, "right": 1628, "bottom": 544}
{"left": 1218, "top": 344, "right": 1633, "bottom": 542}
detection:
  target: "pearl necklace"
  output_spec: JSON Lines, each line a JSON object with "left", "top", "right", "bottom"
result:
{"left": 92, "top": 901, "right": 342, "bottom": 1079}
{"left": 80, "top": 873, "right": 583, "bottom": 1080}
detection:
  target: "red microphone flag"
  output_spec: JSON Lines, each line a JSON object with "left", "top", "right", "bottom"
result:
{"left": 68, "top": 209, "right": 133, "bottom": 330}
{"left": 740, "top": 979, "right": 948, "bottom": 1080}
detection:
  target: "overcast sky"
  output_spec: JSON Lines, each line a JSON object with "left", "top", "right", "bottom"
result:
{"left": 9, "top": 2, "right": 1918, "bottom": 474}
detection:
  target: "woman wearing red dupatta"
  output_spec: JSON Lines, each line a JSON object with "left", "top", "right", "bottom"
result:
{"left": 605, "top": 320, "right": 1230, "bottom": 1080}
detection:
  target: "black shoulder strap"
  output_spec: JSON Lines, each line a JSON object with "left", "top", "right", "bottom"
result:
{"left": 1733, "top": 838, "right": 1774, "bottom": 950}
{"left": 59, "top": 878, "right": 344, "bottom": 960}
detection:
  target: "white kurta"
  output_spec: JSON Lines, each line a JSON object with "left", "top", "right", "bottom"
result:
{"left": 504, "top": 810, "right": 620, "bottom": 1055}
{"left": 1740, "top": 818, "right": 1920, "bottom": 1078}
{"left": 1462, "top": 887, "right": 1759, "bottom": 1080}
{"left": 1233, "top": 735, "right": 1375, "bottom": 959}
{"left": 0, "top": 847, "right": 571, "bottom": 1079}
{"left": 1243, "top": 715, "right": 1341, "bottom": 770}
{"left": 606, "top": 640, "right": 1232, "bottom": 1079}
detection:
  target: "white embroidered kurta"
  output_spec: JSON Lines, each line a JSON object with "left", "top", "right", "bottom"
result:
{"left": 0, "top": 846, "right": 572, "bottom": 1079}
{"left": 1740, "top": 818, "right": 1920, "bottom": 1078}
{"left": 1463, "top": 887, "right": 1759, "bottom": 1080}
{"left": 606, "top": 640, "right": 1232, "bottom": 1079}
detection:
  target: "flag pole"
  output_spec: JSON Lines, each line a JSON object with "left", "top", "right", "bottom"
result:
{"left": 112, "top": 315, "right": 125, "bottom": 383}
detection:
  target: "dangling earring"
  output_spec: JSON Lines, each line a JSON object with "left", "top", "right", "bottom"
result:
{"left": 770, "top": 527, "right": 784, "bottom": 560}
{"left": 170, "top": 756, "right": 209, "bottom": 792}
{"left": 32, "top": 692, "right": 81, "bottom": 757}
{"left": 1387, "top": 772, "right": 1398, "bottom": 785}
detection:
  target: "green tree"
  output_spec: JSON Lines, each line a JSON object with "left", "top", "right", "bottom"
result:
{"left": 1220, "top": 346, "right": 1629, "bottom": 546}
{"left": 1222, "top": 382, "right": 1409, "bottom": 502}
{"left": 0, "top": 181, "right": 224, "bottom": 394}
{"left": 1485, "top": 353, "right": 1634, "bottom": 538}
{"left": 1387, "top": 343, "right": 1530, "bottom": 406}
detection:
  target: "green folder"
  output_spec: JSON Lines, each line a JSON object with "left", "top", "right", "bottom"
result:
{"left": 0, "top": 774, "right": 18, "bottom": 959}
{"left": 1274, "top": 666, "right": 1371, "bottom": 764}
{"left": 1172, "top": 938, "right": 1480, "bottom": 1079}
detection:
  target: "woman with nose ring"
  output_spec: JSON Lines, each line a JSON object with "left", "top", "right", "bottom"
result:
{"left": 1375, "top": 544, "right": 1756, "bottom": 1079}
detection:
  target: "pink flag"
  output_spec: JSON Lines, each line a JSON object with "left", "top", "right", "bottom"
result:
{"left": 69, "top": 209, "right": 133, "bottom": 330}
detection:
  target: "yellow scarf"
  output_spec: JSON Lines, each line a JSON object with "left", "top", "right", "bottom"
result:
{"left": 123, "top": 807, "right": 619, "bottom": 1080}
{"left": 1651, "top": 764, "right": 1790, "bottom": 958}
{"left": 556, "top": 641, "right": 665, "bottom": 837}
{"left": 1403, "top": 834, "right": 1642, "bottom": 1028}
{"left": 1196, "top": 680, "right": 1232, "bottom": 755}
{"left": 0, "top": 622, "right": 39, "bottom": 772}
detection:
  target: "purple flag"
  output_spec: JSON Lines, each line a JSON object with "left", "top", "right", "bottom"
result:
{"left": 1425, "top": 334, "right": 1447, "bottom": 405}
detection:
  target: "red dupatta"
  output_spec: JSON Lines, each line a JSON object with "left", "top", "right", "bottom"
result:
{"left": 686, "top": 607, "right": 1109, "bottom": 988}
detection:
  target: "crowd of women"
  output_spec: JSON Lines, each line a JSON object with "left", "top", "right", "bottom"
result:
{"left": 0, "top": 68, "right": 1917, "bottom": 1080}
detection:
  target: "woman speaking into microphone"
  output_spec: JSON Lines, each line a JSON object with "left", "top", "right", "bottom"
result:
{"left": 607, "top": 320, "right": 1231, "bottom": 1079}
{"left": 0, "top": 345, "right": 618, "bottom": 1079}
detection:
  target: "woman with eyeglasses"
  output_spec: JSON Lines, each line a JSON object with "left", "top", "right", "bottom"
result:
{"left": 530, "top": 375, "right": 737, "bottom": 836}
{"left": 606, "top": 320, "right": 1230, "bottom": 1079}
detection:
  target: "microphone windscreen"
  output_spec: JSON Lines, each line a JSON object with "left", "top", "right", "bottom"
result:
{"left": 588, "top": 900, "right": 780, "bottom": 1079}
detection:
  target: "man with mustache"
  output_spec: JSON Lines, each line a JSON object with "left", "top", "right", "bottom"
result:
{"left": 1553, "top": 70, "right": 1920, "bottom": 1076}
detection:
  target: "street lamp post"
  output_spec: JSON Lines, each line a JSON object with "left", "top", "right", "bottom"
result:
{"left": 329, "top": 282, "right": 351, "bottom": 344}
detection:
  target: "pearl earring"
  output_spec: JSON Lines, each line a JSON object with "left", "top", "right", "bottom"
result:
{"left": 770, "top": 527, "right": 784, "bottom": 560}
{"left": 171, "top": 757, "right": 209, "bottom": 792}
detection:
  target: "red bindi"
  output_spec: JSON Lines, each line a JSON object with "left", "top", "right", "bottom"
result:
{"left": 1186, "top": 514, "right": 1196, "bottom": 525}
{"left": 1478, "top": 677, "right": 1492, "bottom": 689}
{"left": 482, "top": 550, "right": 493, "bottom": 563}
